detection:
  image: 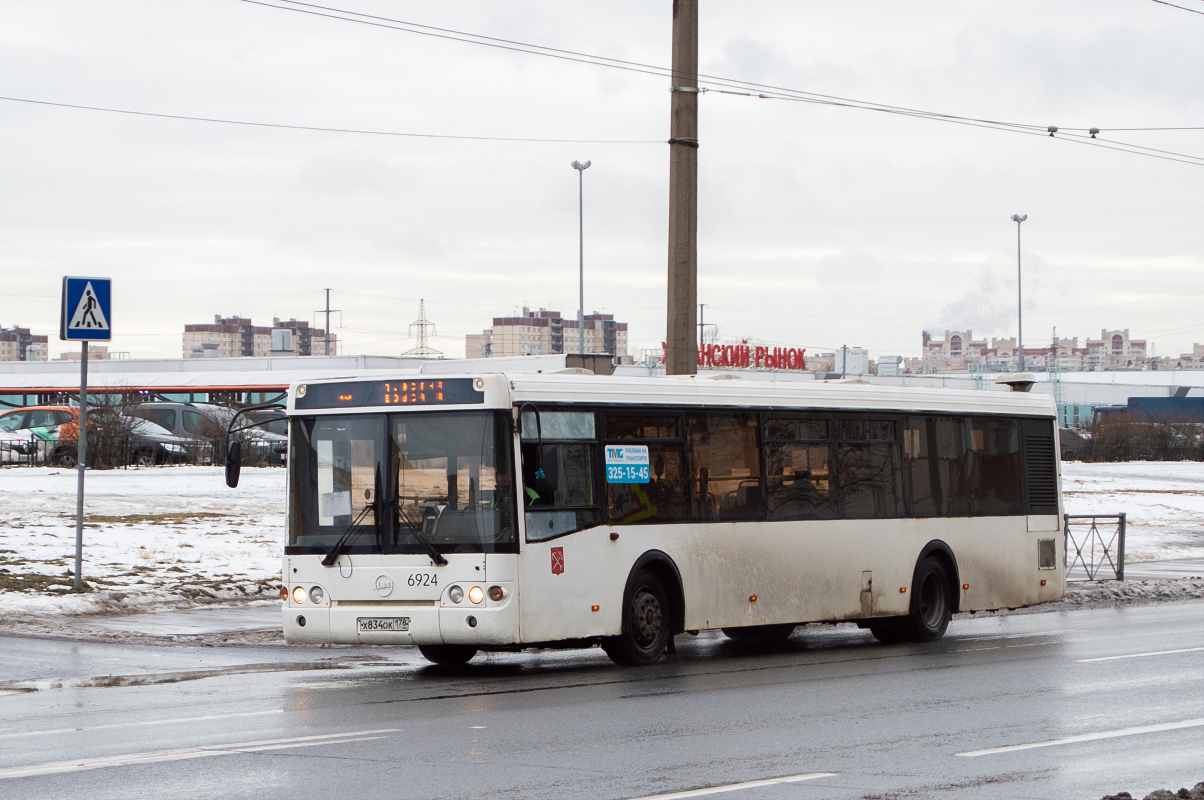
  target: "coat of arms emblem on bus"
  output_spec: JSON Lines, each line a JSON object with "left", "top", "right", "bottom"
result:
{"left": 550, "top": 547, "right": 564, "bottom": 575}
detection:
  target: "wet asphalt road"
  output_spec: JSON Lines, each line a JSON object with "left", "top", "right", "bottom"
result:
{"left": 1, "top": 602, "right": 1202, "bottom": 800}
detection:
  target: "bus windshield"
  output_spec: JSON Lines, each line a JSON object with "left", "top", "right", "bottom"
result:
{"left": 288, "top": 411, "right": 517, "bottom": 556}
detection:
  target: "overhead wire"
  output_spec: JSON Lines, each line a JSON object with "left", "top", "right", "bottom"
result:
{"left": 0, "top": 95, "right": 659, "bottom": 144}
{"left": 242, "top": 0, "right": 1204, "bottom": 167}
{"left": 1146, "top": 0, "right": 1204, "bottom": 16}
{"left": 3, "top": 1, "right": 1198, "bottom": 164}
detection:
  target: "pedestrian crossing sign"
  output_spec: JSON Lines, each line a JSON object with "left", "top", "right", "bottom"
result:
{"left": 60, "top": 277, "right": 112, "bottom": 341}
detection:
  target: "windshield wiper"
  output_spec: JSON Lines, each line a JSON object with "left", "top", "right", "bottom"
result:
{"left": 320, "top": 503, "right": 376, "bottom": 566}
{"left": 394, "top": 502, "right": 448, "bottom": 567}
{"left": 321, "top": 465, "right": 384, "bottom": 567}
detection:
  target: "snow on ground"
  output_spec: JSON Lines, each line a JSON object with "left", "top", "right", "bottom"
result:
{"left": 1061, "top": 461, "right": 1204, "bottom": 562}
{"left": 0, "top": 466, "right": 284, "bottom": 615}
{"left": 0, "top": 461, "right": 1201, "bottom": 617}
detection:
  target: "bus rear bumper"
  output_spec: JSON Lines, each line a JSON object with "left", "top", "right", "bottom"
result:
{"left": 282, "top": 602, "right": 519, "bottom": 647}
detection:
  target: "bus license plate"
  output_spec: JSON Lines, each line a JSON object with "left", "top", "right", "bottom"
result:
{"left": 358, "top": 617, "right": 410, "bottom": 632}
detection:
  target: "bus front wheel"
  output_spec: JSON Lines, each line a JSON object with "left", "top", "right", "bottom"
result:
{"left": 604, "top": 569, "right": 671, "bottom": 666}
{"left": 418, "top": 645, "right": 477, "bottom": 666}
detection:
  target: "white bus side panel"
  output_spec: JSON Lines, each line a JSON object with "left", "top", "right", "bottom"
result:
{"left": 516, "top": 516, "right": 1065, "bottom": 642}
{"left": 519, "top": 529, "right": 621, "bottom": 643}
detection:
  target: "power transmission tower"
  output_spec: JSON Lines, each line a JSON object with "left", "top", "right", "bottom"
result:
{"left": 314, "top": 288, "right": 341, "bottom": 356}
{"left": 665, "top": 0, "right": 699, "bottom": 375}
{"left": 404, "top": 299, "right": 443, "bottom": 358}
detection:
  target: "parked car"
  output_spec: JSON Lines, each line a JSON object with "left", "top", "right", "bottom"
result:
{"left": 127, "top": 402, "right": 287, "bottom": 464}
{"left": 0, "top": 406, "right": 74, "bottom": 464}
{"left": 52, "top": 411, "right": 202, "bottom": 468}
{"left": 124, "top": 417, "right": 198, "bottom": 466}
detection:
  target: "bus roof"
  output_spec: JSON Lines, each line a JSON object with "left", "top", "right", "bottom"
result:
{"left": 503, "top": 373, "right": 1056, "bottom": 417}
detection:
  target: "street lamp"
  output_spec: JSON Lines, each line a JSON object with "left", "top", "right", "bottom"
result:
{"left": 1011, "top": 213, "right": 1028, "bottom": 372}
{"left": 571, "top": 160, "right": 591, "bottom": 356}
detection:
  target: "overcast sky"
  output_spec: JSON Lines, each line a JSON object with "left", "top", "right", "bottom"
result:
{"left": 2, "top": 0, "right": 1201, "bottom": 363}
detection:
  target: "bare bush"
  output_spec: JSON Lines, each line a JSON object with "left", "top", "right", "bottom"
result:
{"left": 1088, "top": 415, "right": 1204, "bottom": 462}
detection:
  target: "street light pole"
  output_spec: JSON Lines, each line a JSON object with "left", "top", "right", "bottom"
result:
{"left": 1011, "top": 214, "right": 1028, "bottom": 372}
{"left": 571, "top": 160, "right": 591, "bottom": 356}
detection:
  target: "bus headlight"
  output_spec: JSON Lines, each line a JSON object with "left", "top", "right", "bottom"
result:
{"left": 467, "top": 585, "right": 484, "bottom": 605}
{"left": 448, "top": 585, "right": 464, "bottom": 604}
{"left": 487, "top": 585, "right": 504, "bottom": 602}
{"left": 291, "top": 586, "right": 307, "bottom": 604}
{"left": 309, "top": 586, "right": 325, "bottom": 604}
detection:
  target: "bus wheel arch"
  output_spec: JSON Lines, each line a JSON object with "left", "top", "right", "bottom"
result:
{"left": 626, "top": 550, "right": 686, "bottom": 635}
{"left": 603, "top": 551, "right": 685, "bottom": 666}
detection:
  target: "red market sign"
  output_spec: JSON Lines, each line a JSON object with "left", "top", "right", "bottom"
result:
{"left": 697, "top": 343, "right": 806, "bottom": 370}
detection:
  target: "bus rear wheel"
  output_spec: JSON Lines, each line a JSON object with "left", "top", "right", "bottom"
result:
{"left": 604, "top": 569, "right": 671, "bottom": 666}
{"left": 418, "top": 644, "right": 477, "bottom": 666}
{"left": 908, "top": 557, "right": 952, "bottom": 642}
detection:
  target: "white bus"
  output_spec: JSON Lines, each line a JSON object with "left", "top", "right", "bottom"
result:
{"left": 240, "top": 373, "right": 1063, "bottom": 666}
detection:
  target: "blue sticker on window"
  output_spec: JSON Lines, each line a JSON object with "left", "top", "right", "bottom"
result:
{"left": 605, "top": 444, "right": 650, "bottom": 484}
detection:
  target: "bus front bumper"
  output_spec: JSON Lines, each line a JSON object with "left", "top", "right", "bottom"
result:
{"left": 283, "top": 598, "right": 518, "bottom": 647}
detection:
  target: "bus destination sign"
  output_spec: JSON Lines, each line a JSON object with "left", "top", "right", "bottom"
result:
{"left": 295, "top": 378, "right": 484, "bottom": 410}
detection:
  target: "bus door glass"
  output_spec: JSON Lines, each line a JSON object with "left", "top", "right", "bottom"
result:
{"left": 519, "top": 409, "right": 600, "bottom": 541}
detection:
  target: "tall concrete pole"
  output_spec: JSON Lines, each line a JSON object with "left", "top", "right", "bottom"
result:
{"left": 572, "top": 160, "right": 592, "bottom": 355}
{"left": 1011, "top": 214, "right": 1028, "bottom": 372}
{"left": 665, "top": 0, "right": 699, "bottom": 375}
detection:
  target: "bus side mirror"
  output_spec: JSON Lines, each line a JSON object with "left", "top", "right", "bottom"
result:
{"left": 225, "top": 440, "right": 242, "bottom": 488}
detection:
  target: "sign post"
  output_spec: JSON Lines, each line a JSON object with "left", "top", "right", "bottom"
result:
{"left": 60, "top": 277, "right": 112, "bottom": 593}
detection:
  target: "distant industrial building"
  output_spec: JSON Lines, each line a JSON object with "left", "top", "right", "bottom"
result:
{"left": 466, "top": 307, "right": 629, "bottom": 361}
{"left": 55, "top": 346, "right": 122, "bottom": 362}
{"left": 183, "top": 315, "right": 336, "bottom": 358}
{"left": 921, "top": 329, "right": 1151, "bottom": 373}
{"left": 0, "top": 326, "right": 48, "bottom": 362}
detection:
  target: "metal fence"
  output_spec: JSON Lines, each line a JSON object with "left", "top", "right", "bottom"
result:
{"left": 0, "top": 435, "right": 282, "bottom": 469}
{"left": 1064, "top": 513, "right": 1126, "bottom": 582}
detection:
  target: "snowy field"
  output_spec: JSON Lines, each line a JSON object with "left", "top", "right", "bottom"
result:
{"left": 0, "top": 462, "right": 1201, "bottom": 617}
{"left": 1061, "top": 462, "right": 1204, "bottom": 562}
{"left": 0, "top": 467, "right": 283, "bottom": 615}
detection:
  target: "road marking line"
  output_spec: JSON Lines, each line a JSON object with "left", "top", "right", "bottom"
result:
{"left": 0, "top": 728, "right": 398, "bottom": 780}
{"left": 0, "top": 709, "right": 284, "bottom": 739}
{"left": 1077, "top": 646, "right": 1204, "bottom": 663}
{"left": 627, "top": 773, "right": 837, "bottom": 799}
{"left": 956, "top": 718, "right": 1204, "bottom": 757}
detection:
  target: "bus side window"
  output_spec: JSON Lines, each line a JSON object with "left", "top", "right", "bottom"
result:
{"left": 687, "top": 413, "right": 764, "bottom": 522}
{"left": 765, "top": 442, "right": 836, "bottom": 520}
{"left": 604, "top": 413, "right": 687, "bottom": 526}
{"left": 904, "top": 417, "right": 942, "bottom": 517}
{"left": 833, "top": 417, "right": 902, "bottom": 519}
{"left": 606, "top": 442, "right": 687, "bottom": 525}
{"left": 967, "top": 417, "right": 1023, "bottom": 515}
